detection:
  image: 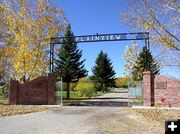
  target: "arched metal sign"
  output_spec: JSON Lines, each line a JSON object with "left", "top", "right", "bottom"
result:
{"left": 51, "top": 32, "right": 149, "bottom": 44}
{"left": 50, "top": 32, "right": 150, "bottom": 73}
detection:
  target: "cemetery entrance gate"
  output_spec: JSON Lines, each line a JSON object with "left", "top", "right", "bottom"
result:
{"left": 50, "top": 32, "right": 150, "bottom": 105}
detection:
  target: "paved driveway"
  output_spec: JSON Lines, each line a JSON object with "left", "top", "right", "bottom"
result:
{"left": 0, "top": 93, "right": 163, "bottom": 134}
{"left": 65, "top": 92, "right": 129, "bottom": 107}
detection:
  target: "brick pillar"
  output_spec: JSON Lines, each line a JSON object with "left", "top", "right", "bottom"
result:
{"left": 47, "top": 75, "right": 55, "bottom": 105}
{"left": 143, "top": 71, "right": 154, "bottom": 106}
{"left": 9, "top": 80, "right": 18, "bottom": 105}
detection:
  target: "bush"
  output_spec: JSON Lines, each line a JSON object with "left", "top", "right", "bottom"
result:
{"left": 115, "top": 77, "right": 128, "bottom": 88}
{"left": 0, "top": 84, "right": 8, "bottom": 99}
{"left": 94, "top": 83, "right": 102, "bottom": 92}
{"left": 106, "top": 87, "right": 113, "bottom": 92}
{"left": 70, "top": 83, "right": 77, "bottom": 91}
{"left": 76, "top": 82, "right": 95, "bottom": 98}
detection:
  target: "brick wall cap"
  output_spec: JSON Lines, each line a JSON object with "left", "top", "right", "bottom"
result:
{"left": 143, "top": 71, "right": 152, "bottom": 75}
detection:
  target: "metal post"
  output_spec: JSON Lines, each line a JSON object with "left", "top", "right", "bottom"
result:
{"left": 49, "top": 43, "right": 55, "bottom": 74}
{"left": 8, "top": 77, "right": 11, "bottom": 104}
{"left": 147, "top": 39, "right": 150, "bottom": 50}
{"left": 147, "top": 38, "right": 150, "bottom": 71}
{"left": 49, "top": 44, "right": 52, "bottom": 74}
{"left": 145, "top": 39, "right": 148, "bottom": 71}
{"left": 52, "top": 44, "right": 54, "bottom": 73}
{"left": 128, "top": 78, "right": 130, "bottom": 107}
{"left": 60, "top": 77, "right": 63, "bottom": 106}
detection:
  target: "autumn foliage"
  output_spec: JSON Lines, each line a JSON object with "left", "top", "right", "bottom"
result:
{"left": 115, "top": 77, "right": 128, "bottom": 88}
{"left": 0, "top": 0, "right": 66, "bottom": 83}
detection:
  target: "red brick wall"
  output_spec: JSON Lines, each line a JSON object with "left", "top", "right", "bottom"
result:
{"left": 154, "top": 75, "right": 180, "bottom": 107}
{"left": 143, "top": 72, "right": 154, "bottom": 106}
{"left": 143, "top": 71, "right": 180, "bottom": 107}
{"left": 9, "top": 75, "right": 55, "bottom": 105}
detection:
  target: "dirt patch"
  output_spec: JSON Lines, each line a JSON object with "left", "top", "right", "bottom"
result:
{"left": 0, "top": 105, "right": 49, "bottom": 116}
{"left": 121, "top": 108, "right": 180, "bottom": 127}
{"left": 100, "top": 108, "right": 164, "bottom": 134}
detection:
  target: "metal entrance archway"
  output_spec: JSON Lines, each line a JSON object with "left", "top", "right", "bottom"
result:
{"left": 49, "top": 32, "right": 150, "bottom": 74}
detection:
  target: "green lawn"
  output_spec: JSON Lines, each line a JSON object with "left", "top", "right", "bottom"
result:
{"left": 56, "top": 91, "right": 104, "bottom": 99}
{"left": 56, "top": 91, "right": 80, "bottom": 99}
{"left": 0, "top": 91, "right": 104, "bottom": 105}
{"left": 56, "top": 91, "right": 104, "bottom": 103}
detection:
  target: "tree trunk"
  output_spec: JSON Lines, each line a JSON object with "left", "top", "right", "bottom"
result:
{"left": 105, "top": 84, "right": 107, "bottom": 92}
{"left": 66, "top": 82, "right": 70, "bottom": 100}
{"left": 102, "top": 83, "right": 106, "bottom": 93}
{"left": 101, "top": 83, "right": 104, "bottom": 93}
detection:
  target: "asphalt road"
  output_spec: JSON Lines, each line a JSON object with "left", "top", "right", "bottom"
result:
{"left": 0, "top": 93, "right": 163, "bottom": 134}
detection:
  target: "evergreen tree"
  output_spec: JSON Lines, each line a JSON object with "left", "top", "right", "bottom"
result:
{"left": 132, "top": 46, "right": 160, "bottom": 81}
{"left": 55, "top": 24, "right": 87, "bottom": 99}
{"left": 91, "top": 51, "right": 115, "bottom": 92}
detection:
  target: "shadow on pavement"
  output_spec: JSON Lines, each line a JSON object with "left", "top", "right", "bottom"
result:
{"left": 91, "top": 97, "right": 128, "bottom": 100}
{"left": 63, "top": 100, "right": 128, "bottom": 107}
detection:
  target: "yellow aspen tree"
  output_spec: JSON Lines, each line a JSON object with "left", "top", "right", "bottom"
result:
{"left": 120, "top": 0, "right": 180, "bottom": 50}
{"left": 0, "top": 0, "right": 66, "bottom": 83}
{"left": 120, "top": 0, "right": 180, "bottom": 67}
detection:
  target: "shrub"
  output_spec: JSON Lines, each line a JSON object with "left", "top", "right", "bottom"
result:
{"left": 0, "top": 84, "right": 8, "bottom": 99}
{"left": 94, "top": 83, "right": 102, "bottom": 92}
{"left": 106, "top": 87, "right": 113, "bottom": 92}
{"left": 78, "top": 77, "right": 91, "bottom": 83}
{"left": 76, "top": 82, "right": 95, "bottom": 98}
{"left": 70, "top": 83, "right": 77, "bottom": 91}
{"left": 115, "top": 77, "right": 128, "bottom": 88}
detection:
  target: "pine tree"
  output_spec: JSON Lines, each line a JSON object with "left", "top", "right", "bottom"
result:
{"left": 132, "top": 46, "right": 160, "bottom": 81}
{"left": 55, "top": 24, "right": 87, "bottom": 99}
{"left": 91, "top": 51, "right": 116, "bottom": 92}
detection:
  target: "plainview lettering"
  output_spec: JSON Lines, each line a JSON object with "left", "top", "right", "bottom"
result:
{"left": 51, "top": 33, "right": 149, "bottom": 44}
{"left": 75, "top": 35, "right": 127, "bottom": 42}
